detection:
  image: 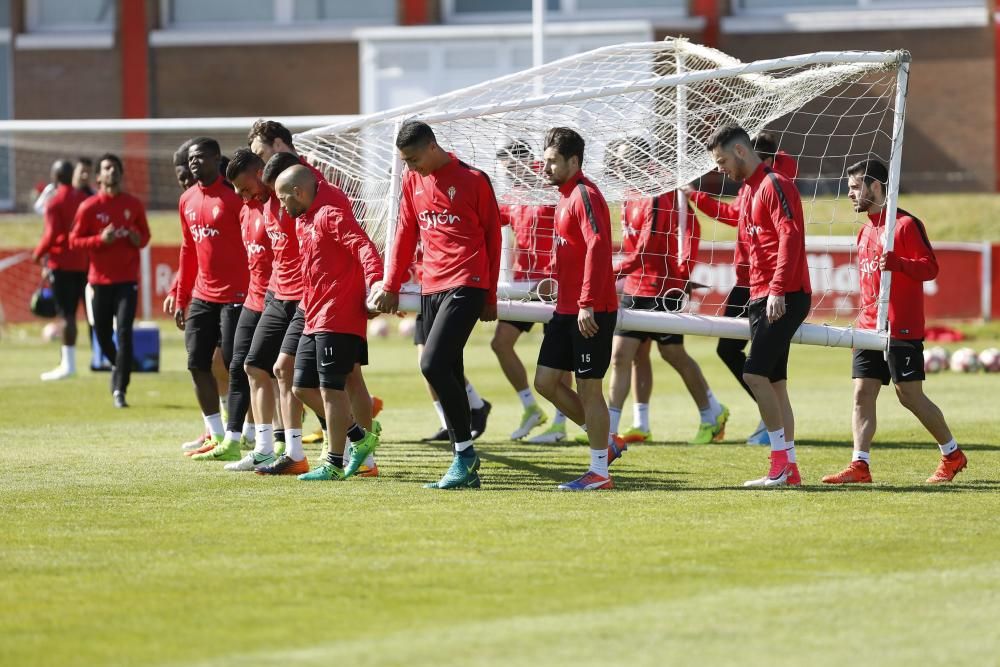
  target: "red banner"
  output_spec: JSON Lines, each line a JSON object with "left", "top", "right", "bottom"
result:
{"left": 1, "top": 241, "right": 997, "bottom": 324}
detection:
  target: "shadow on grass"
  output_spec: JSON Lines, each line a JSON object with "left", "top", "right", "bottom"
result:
{"left": 795, "top": 439, "right": 1000, "bottom": 452}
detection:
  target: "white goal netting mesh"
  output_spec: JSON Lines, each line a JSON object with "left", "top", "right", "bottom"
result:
{"left": 296, "top": 40, "right": 906, "bottom": 349}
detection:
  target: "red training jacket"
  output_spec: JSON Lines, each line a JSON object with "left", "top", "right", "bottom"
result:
{"left": 553, "top": 172, "right": 618, "bottom": 314}
{"left": 69, "top": 190, "right": 150, "bottom": 285}
{"left": 264, "top": 194, "right": 304, "bottom": 301}
{"left": 34, "top": 184, "right": 90, "bottom": 272}
{"left": 743, "top": 163, "right": 811, "bottom": 300}
{"left": 384, "top": 154, "right": 501, "bottom": 305}
{"left": 856, "top": 208, "right": 938, "bottom": 339}
{"left": 298, "top": 181, "right": 384, "bottom": 337}
{"left": 499, "top": 201, "right": 557, "bottom": 281}
{"left": 175, "top": 178, "right": 249, "bottom": 309}
{"left": 239, "top": 199, "right": 274, "bottom": 312}
{"left": 615, "top": 190, "right": 699, "bottom": 297}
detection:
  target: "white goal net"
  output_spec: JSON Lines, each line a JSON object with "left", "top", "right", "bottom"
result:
{"left": 300, "top": 40, "right": 909, "bottom": 351}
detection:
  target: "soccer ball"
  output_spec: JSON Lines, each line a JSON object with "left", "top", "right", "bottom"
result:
{"left": 978, "top": 348, "right": 1000, "bottom": 373}
{"left": 923, "top": 349, "right": 945, "bottom": 374}
{"left": 41, "top": 321, "right": 63, "bottom": 342}
{"left": 949, "top": 347, "right": 980, "bottom": 373}
{"left": 368, "top": 318, "right": 390, "bottom": 339}
{"left": 398, "top": 317, "right": 416, "bottom": 338}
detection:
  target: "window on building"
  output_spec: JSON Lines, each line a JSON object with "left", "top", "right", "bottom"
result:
{"left": 445, "top": 0, "right": 685, "bottom": 21}
{"left": 164, "top": 0, "right": 395, "bottom": 27}
{"left": 25, "top": 0, "right": 114, "bottom": 31}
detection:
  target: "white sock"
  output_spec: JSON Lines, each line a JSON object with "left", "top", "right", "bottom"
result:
{"left": 608, "top": 407, "right": 622, "bottom": 435}
{"left": 768, "top": 428, "right": 786, "bottom": 452}
{"left": 699, "top": 390, "right": 723, "bottom": 424}
{"left": 242, "top": 421, "right": 256, "bottom": 443}
{"left": 633, "top": 403, "right": 650, "bottom": 431}
{"left": 365, "top": 454, "right": 376, "bottom": 467}
{"left": 707, "top": 389, "right": 723, "bottom": 414}
{"left": 939, "top": 439, "right": 958, "bottom": 456}
{"left": 517, "top": 388, "right": 536, "bottom": 409}
{"left": 455, "top": 439, "right": 474, "bottom": 453}
{"left": 203, "top": 413, "right": 224, "bottom": 439}
{"left": 553, "top": 410, "right": 567, "bottom": 425}
{"left": 466, "top": 382, "right": 485, "bottom": 410}
{"left": 61, "top": 345, "right": 76, "bottom": 372}
{"left": 433, "top": 401, "right": 448, "bottom": 429}
{"left": 254, "top": 424, "right": 274, "bottom": 456}
{"left": 225, "top": 430, "right": 241, "bottom": 443}
{"left": 852, "top": 450, "right": 870, "bottom": 464}
{"left": 286, "top": 429, "right": 305, "bottom": 461}
{"left": 785, "top": 440, "right": 796, "bottom": 463}
{"left": 589, "top": 448, "right": 609, "bottom": 477}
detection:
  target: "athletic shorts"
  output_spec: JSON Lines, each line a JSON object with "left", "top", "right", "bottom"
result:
{"left": 282, "top": 308, "right": 306, "bottom": 356}
{"left": 617, "top": 294, "right": 683, "bottom": 345}
{"left": 498, "top": 319, "right": 534, "bottom": 334}
{"left": 230, "top": 305, "right": 263, "bottom": 373}
{"left": 51, "top": 269, "right": 87, "bottom": 320}
{"left": 744, "top": 291, "right": 811, "bottom": 382}
{"left": 537, "top": 310, "right": 617, "bottom": 380}
{"left": 723, "top": 285, "right": 751, "bottom": 319}
{"left": 245, "top": 296, "right": 299, "bottom": 375}
{"left": 852, "top": 340, "right": 925, "bottom": 385}
{"left": 413, "top": 312, "right": 425, "bottom": 346}
{"left": 294, "top": 332, "right": 368, "bottom": 390}
{"left": 184, "top": 298, "right": 243, "bottom": 372}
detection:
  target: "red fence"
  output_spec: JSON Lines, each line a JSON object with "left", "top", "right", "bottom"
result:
{"left": 1, "top": 241, "right": 997, "bottom": 325}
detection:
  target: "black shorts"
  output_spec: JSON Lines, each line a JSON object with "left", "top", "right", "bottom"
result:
{"left": 617, "top": 294, "right": 683, "bottom": 346}
{"left": 724, "top": 285, "right": 751, "bottom": 319}
{"left": 282, "top": 308, "right": 306, "bottom": 356}
{"left": 853, "top": 340, "right": 925, "bottom": 385}
{"left": 51, "top": 269, "right": 87, "bottom": 320}
{"left": 744, "top": 291, "right": 811, "bottom": 382}
{"left": 498, "top": 319, "right": 534, "bottom": 333}
{"left": 294, "top": 332, "right": 368, "bottom": 390}
{"left": 231, "top": 305, "right": 263, "bottom": 371}
{"left": 185, "top": 298, "right": 243, "bottom": 372}
{"left": 413, "top": 312, "right": 426, "bottom": 346}
{"left": 537, "top": 310, "right": 617, "bottom": 380}
{"left": 245, "top": 297, "right": 299, "bottom": 374}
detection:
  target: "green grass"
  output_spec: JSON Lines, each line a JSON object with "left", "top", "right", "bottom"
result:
{"left": 2, "top": 322, "right": 1000, "bottom": 666}
{"left": 2, "top": 191, "right": 1000, "bottom": 249}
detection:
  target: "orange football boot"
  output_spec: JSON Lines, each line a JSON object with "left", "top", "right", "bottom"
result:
{"left": 822, "top": 460, "right": 872, "bottom": 484}
{"left": 926, "top": 450, "right": 967, "bottom": 484}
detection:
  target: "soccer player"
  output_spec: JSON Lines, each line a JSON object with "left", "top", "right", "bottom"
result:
{"left": 32, "top": 159, "right": 90, "bottom": 381}
{"left": 685, "top": 132, "right": 798, "bottom": 445}
{"left": 604, "top": 137, "right": 729, "bottom": 445}
{"left": 274, "top": 166, "right": 384, "bottom": 481}
{"left": 371, "top": 120, "right": 501, "bottom": 489}
{"left": 173, "top": 137, "right": 250, "bottom": 455}
{"left": 73, "top": 157, "right": 96, "bottom": 197}
{"left": 707, "top": 124, "right": 811, "bottom": 487}
{"left": 822, "top": 159, "right": 966, "bottom": 485}
{"left": 190, "top": 148, "right": 274, "bottom": 464}
{"left": 490, "top": 139, "right": 563, "bottom": 440}
{"left": 533, "top": 127, "right": 620, "bottom": 491}
{"left": 68, "top": 154, "right": 150, "bottom": 408}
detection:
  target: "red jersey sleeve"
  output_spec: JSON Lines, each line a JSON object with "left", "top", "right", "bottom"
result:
{"left": 678, "top": 205, "right": 700, "bottom": 282}
{"left": 327, "top": 207, "right": 385, "bottom": 288}
{"left": 576, "top": 186, "right": 613, "bottom": 310}
{"left": 34, "top": 197, "right": 61, "bottom": 260}
{"left": 885, "top": 217, "right": 938, "bottom": 281}
{"left": 479, "top": 176, "right": 502, "bottom": 305}
{"left": 614, "top": 199, "right": 657, "bottom": 278}
{"left": 761, "top": 179, "right": 804, "bottom": 297}
{"left": 383, "top": 178, "right": 418, "bottom": 293}
{"left": 134, "top": 203, "right": 151, "bottom": 249}
{"left": 69, "top": 201, "right": 103, "bottom": 250}
{"left": 175, "top": 199, "right": 198, "bottom": 311}
{"left": 689, "top": 191, "right": 740, "bottom": 228}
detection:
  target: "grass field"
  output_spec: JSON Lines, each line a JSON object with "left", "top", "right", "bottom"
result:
{"left": 3, "top": 192, "right": 1000, "bottom": 248}
{"left": 2, "top": 321, "right": 1000, "bottom": 667}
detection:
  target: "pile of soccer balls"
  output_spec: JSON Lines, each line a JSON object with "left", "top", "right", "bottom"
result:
{"left": 924, "top": 346, "right": 1000, "bottom": 373}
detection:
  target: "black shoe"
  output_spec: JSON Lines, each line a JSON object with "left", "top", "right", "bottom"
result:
{"left": 470, "top": 400, "right": 492, "bottom": 440}
{"left": 421, "top": 427, "right": 451, "bottom": 443}
{"left": 113, "top": 391, "right": 129, "bottom": 408}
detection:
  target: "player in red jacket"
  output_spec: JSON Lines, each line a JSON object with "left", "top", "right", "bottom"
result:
{"left": 173, "top": 137, "right": 251, "bottom": 454}
{"left": 708, "top": 124, "right": 811, "bottom": 488}
{"left": 274, "top": 165, "right": 385, "bottom": 481}
{"left": 684, "top": 131, "right": 798, "bottom": 445}
{"left": 69, "top": 154, "right": 150, "bottom": 408}
{"left": 603, "top": 137, "right": 729, "bottom": 447}
{"left": 33, "top": 160, "right": 90, "bottom": 381}
{"left": 371, "top": 120, "right": 501, "bottom": 489}
{"left": 822, "top": 159, "right": 966, "bottom": 485}
{"left": 489, "top": 139, "right": 566, "bottom": 441}
{"left": 532, "top": 127, "right": 621, "bottom": 491}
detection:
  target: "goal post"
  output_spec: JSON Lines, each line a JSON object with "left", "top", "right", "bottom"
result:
{"left": 296, "top": 40, "right": 910, "bottom": 352}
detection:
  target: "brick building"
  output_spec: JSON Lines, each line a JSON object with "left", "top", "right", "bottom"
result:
{"left": 0, "top": 0, "right": 995, "bottom": 209}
